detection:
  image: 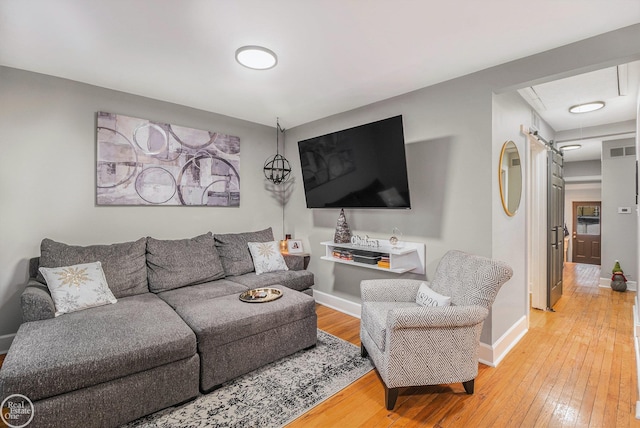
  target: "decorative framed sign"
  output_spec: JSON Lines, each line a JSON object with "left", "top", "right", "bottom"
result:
{"left": 96, "top": 112, "right": 240, "bottom": 206}
{"left": 287, "top": 240, "right": 304, "bottom": 254}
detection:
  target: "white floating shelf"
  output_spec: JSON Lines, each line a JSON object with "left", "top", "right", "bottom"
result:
{"left": 321, "top": 240, "right": 425, "bottom": 275}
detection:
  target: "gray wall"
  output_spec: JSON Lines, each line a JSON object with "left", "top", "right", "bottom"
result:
{"left": 564, "top": 160, "right": 602, "bottom": 179}
{"left": 0, "top": 67, "right": 282, "bottom": 352}
{"left": 284, "top": 24, "right": 640, "bottom": 345}
{"left": 284, "top": 76, "right": 493, "bottom": 310}
{"left": 491, "top": 90, "right": 556, "bottom": 339}
{"left": 601, "top": 138, "right": 638, "bottom": 281}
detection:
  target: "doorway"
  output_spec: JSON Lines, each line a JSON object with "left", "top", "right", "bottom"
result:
{"left": 571, "top": 201, "right": 602, "bottom": 265}
{"left": 548, "top": 150, "right": 564, "bottom": 309}
{"left": 527, "top": 130, "right": 548, "bottom": 311}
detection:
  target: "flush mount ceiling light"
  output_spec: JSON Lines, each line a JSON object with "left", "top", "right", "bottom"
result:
{"left": 559, "top": 144, "right": 582, "bottom": 151}
{"left": 235, "top": 46, "right": 277, "bottom": 70}
{"left": 568, "top": 101, "right": 605, "bottom": 114}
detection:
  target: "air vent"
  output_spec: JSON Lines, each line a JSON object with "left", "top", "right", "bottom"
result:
{"left": 511, "top": 158, "right": 521, "bottom": 167}
{"left": 609, "top": 146, "right": 636, "bottom": 158}
{"left": 610, "top": 147, "right": 624, "bottom": 157}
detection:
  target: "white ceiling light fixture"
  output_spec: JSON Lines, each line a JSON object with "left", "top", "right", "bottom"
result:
{"left": 568, "top": 101, "right": 605, "bottom": 114}
{"left": 559, "top": 144, "right": 582, "bottom": 151}
{"left": 235, "top": 46, "right": 278, "bottom": 70}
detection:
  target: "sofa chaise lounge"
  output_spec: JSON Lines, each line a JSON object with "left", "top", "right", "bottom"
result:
{"left": 0, "top": 227, "right": 317, "bottom": 428}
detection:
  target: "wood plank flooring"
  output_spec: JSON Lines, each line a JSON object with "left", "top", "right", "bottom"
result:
{"left": 0, "top": 263, "right": 637, "bottom": 427}
{"left": 288, "top": 262, "right": 640, "bottom": 428}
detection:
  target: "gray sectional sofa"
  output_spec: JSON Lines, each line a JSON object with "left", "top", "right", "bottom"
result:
{"left": 0, "top": 228, "right": 316, "bottom": 428}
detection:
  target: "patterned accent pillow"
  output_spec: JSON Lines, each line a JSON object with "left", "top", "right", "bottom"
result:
{"left": 415, "top": 282, "right": 451, "bottom": 307}
{"left": 247, "top": 241, "right": 289, "bottom": 275}
{"left": 38, "top": 261, "right": 117, "bottom": 316}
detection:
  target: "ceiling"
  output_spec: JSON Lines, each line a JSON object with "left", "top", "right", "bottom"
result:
{"left": 518, "top": 60, "right": 640, "bottom": 162}
{"left": 1, "top": 1, "right": 639, "bottom": 129}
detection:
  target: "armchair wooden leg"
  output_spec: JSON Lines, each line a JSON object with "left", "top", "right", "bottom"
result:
{"left": 385, "top": 386, "right": 399, "bottom": 410}
{"left": 462, "top": 379, "right": 475, "bottom": 394}
{"left": 360, "top": 343, "right": 368, "bottom": 358}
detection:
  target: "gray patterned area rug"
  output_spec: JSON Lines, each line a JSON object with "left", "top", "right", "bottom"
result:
{"left": 123, "top": 330, "right": 373, "bottom": 428}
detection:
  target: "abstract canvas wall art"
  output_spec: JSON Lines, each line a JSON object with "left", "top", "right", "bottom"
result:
{"left": 96, "top": 112, "right": 240, "bottom": 206}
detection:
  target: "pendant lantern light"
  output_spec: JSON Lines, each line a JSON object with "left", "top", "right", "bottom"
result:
{"left": 263, "top": 118, "right": 291, "bottom": 185}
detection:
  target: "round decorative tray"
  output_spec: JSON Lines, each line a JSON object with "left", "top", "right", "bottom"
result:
{"left": 239, "top": 287, "right": 283, "bottom": 303}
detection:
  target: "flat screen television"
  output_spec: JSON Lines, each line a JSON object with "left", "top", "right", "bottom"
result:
{"left": 298, "top": 115, "right": 411, "bottom": 209}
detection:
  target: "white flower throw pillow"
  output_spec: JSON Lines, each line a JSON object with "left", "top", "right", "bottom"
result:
{"left": 416, "top": 282, "right": 452, "bottom": 307}
{"left": 247, "top": 241, "right": 289, "bottom": 275}
{"left": 39, "top": 261, "right": 117, "bottom": 316}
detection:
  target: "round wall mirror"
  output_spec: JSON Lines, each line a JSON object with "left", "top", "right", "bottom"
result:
{"left": 499, "top": 140, "right": 522, "bottom": 216}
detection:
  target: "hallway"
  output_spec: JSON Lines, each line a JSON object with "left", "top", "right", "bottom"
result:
{"left": 523, "top": 262, "right": 636, "bottom": 426}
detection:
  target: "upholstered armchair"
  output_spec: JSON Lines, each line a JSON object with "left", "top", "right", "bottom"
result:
{"left": 360, "top": 250, "right": 513, "bottom": 410}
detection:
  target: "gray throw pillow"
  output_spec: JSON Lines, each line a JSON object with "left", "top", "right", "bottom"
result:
{"left": 214, "top": 227, "right": 275, "bottom": 276}
{"left": 146, "top": 232, "right": 226, "bottom": 293}
{"left": 37, "top": 237, "right": 148, "bottom": 298}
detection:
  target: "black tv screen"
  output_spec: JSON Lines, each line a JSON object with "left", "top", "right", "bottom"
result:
{"left": 298, "top": 115, "right": 411, "bottom": 209}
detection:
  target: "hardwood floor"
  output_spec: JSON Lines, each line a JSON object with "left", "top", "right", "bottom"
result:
{"left": 288, "top": 263, "right": 640, "bottom": 428}
{"left": 0, "top": 263, "right": 636, "bottom": 427}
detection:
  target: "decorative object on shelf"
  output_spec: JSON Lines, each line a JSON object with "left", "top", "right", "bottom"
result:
{"left": 389, "top": 227, "right": 403, "bottom": 248}
{"left": 377, "top": 255, "right": 390, "bottom": 269}
{"left": 332, "top": 248, "right": 353, "bottom": 261}
{"left": 279, "top": 234, "right": 291, "bottom": 253}
{"left": 264, "top": 118, "right": 291, "bottom": 185}
{"left": 334, "top": 209, "right": 352, "bottom": 243}
{"left": 96, "top": 112, "right": 241, "bottom": 206}
{"left": 350, "top": 234, "right": 380, "bottom": 249}
{"left": 287, "top": 239, "right": 304, "bottom": 254}
{"left": 610, "top": 260, "right": 627, "bottom": 292}
{"left": 351, "top": 250, "right": 383, "bottom": 265}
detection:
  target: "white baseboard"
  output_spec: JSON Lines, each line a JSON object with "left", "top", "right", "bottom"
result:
{"left": 0, "top": 333, "right": 16, "bottom": 354}
{"left": 599, "top": 277, "right": 637, "bottom": 291}
{"left": 635, "top": 333, "right": 640, "bottom": 419}
{"left": 313, "top": 290, "right": 361, "bottom": 319}
{"left": 478, "top": 315, "right": 528, "bottom": 367}
{"left": 635, "top": 302, "right": 640, "bottom": 338}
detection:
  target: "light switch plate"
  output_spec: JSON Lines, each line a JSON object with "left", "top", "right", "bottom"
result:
{"left": 618, "top": 207, "right": 631, "bottom": 214}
